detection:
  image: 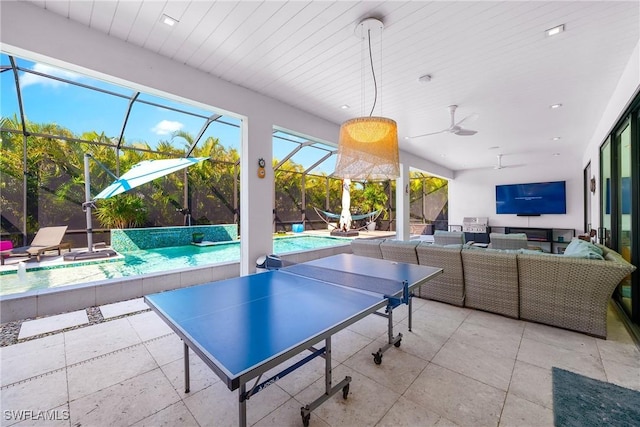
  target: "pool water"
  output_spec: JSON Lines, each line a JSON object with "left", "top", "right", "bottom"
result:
{"left": 0, "top": 235, "right": 349, "bottom": 296}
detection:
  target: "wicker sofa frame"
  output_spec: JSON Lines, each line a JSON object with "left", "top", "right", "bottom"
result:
{"left": 517, "top": 246, "right": 634, "bottom": 338}
{"left": 462, "top": 250, "right": 520, "bottom": 318}
{"left": 415, "top": 244, "right": 465, "bottom": 306}
{"left": 350, "top": 238, "right": 636, "bottom": 338}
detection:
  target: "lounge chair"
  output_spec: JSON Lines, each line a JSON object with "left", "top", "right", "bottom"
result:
{"left": 7, "top": 226, "right": 71, "bottom": 263}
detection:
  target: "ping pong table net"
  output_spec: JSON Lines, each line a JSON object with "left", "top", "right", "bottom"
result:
{"left": 283, "top": 263, "right": 405, "bottom": 297}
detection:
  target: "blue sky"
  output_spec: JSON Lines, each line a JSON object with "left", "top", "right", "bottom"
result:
{"left": 1, "top": 54, "right": 335, "bottom": 174}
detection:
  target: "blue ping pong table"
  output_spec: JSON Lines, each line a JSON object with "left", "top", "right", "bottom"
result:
{"left": 145, "top": 253, "right": 441, "bottom": 427}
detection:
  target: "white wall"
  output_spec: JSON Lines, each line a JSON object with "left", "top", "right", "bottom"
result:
{"left": 449, "top": 40, "right": 640, "bottom": 236}
{"left": 449, "top": 156, "right": 583, "bottom": 233}
{"left": 582, "top": 39, "right": 640, "bottom": 232}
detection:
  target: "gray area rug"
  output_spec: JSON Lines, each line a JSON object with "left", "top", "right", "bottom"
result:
{"left": 552, "top": 367, "right": 640, "bottom": 426}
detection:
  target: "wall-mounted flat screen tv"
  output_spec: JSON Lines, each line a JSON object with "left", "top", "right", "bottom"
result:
{"left": 496, "top": 181, "right": 566, "bottom": 215}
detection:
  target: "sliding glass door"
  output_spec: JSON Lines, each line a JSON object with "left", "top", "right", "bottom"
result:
{"left": 599, "top": 95, "right": 639, "bottom": 339}
{"left": 615, "top": 120, "right": 633, "bottom": 314}
{"left": 600, "top": 138, "right": 612, "bottom": 248}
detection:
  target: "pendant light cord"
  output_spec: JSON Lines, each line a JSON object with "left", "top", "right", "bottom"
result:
{"left": 367, "top": 29, "right": 378, "bottom": 117}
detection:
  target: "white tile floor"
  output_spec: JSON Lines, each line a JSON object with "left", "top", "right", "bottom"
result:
{"left": 1, "top": 298, "right": 639, "bottom": 427}
{"left": 100, "top": 299, "right": 150, "bottom": 319}
{"left": 18, "top": 309, "right": 89, "bottom": 340}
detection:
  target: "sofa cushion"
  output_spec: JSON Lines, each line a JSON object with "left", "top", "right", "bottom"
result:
{"left": 350, "top": 238, "right": 384, "bottom": 259}
{"left": 433, "top": 230, "right": 465, "bottom": 245}
{"left": 380, "top": 240, "right": 419, "bottom": 264}
{"left": 489, "top": 233, "right": 529, "bottom": 250}
{"left": 563, "top": 239, "right": 604, "bottom": 260}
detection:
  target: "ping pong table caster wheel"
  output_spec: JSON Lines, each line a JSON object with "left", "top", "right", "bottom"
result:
{"left": 342, "top": 384, "right": 350, "bottom": 399}
{"left": 394, "top": 339, "right": 402, "bottom": 348}
{"left": 301, "top": 407, "right": 311, "bottom": 427}
{"left": 372, "top": 350, "right": 383, "bottom": 365}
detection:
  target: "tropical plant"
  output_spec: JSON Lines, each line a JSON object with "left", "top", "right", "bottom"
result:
{"left": 95, "top": 195, "right": 148, "bottom": 229}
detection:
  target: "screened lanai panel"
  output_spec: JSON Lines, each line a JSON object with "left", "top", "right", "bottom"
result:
{"left": 189, "top": 159, "right": 238, "bottom": 225}
{"left": 0, "top": 130, "right": 25, "bottom": 243}
{"left": 123, "top": 94, "right": 216, "bottom": 150}
{"left": 142, "top": 170, "right": 184, "bottom": 227}
{"left": 304, "top": 175, "right": 343, "bottom": 229}
{"left": 274, "top": 170, "right": 303, "bottom": 227}
{"left": 0, "top": 59, "right": 24, "bottom": 242}
{"left": 15, "top": 61, "right": 131, "bottom": 140}
{"left": 209, "top": 118, "right": 241, "bottom": 151}
{"left": 289, "top": 146, "right": 335, "bottom": 174}
{"left": 273, "top": 130, "right": 336, "bottom": 175}
{"left": 25, "top": 137, "right": 89, "bottom": 246}
{"left": 1, "top": 56, "right": 20, "bottom": 123}
{"left": 2, "top": 51, "right": 245, "bottom": 246}
{"left": 273, "top": 136, "right": 299, "bottom": 167}
{"left": 410, "top": 178, "right": 426, "bottom": 222}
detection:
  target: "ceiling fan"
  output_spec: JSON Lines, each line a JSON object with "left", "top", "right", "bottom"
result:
{"left": 493, "top": 154, "right": 524, "bottom": 170}
{"left": 408, "top": 105, "right": 478, "bottom": 139}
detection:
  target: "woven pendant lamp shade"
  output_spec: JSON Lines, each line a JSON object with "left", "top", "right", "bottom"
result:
{"left": 334, "top": 116, "right": 399, "bottom": 179}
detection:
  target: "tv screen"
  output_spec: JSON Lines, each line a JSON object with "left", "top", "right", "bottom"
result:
{"left": 496, "top": 181, "right": 566, "bottom": 215}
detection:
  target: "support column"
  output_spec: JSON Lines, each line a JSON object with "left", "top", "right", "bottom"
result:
{"left": 395, "top": 162, "right": 410, "bottom": 241}
{"left": 240, "top": 116, "right": 274, "bottom": 275}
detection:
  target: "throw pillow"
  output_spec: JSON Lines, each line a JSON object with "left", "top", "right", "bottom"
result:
{"left": 563, "top": 239, "right": 604, "bottom": 260}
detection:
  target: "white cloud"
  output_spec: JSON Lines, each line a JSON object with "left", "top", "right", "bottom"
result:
{"left": 19, "top": 63, "right": 83, "bottom": 89}
{"left": 151, "top": 120, "right": 183, "bottom": 135}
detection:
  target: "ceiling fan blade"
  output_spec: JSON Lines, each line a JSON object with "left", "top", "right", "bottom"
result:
{"left": 454, "top": 128, "right": 477, "bottom": 136}
{"left": 455, "top": 113, "right": 479, "bottom": 127}
{"left": 408, "top": 129, "right": 447, "bottom": 139}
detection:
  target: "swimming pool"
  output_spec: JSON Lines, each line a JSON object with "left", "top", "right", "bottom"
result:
{"left": 0, "top": 235, "right": 349, "bottom": 296}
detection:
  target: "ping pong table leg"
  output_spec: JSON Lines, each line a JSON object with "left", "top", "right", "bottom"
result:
{"left": 408, "top": 294, "right": 413, "bottom": 332}
{"left": 184, "top": 342, "right": 190, "bottom": 393}
{"left": 300, "top": 337, "right": 351, "bottom": 427}
{"left": 239, "top": 383, "right": 247, "bottom": 427}
{"left": 372, "top": 308, "right": 404, "bottom": 364}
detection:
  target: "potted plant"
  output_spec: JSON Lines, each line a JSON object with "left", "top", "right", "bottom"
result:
{"left": 192, "top": 232, "right": 205, "bottom": 243}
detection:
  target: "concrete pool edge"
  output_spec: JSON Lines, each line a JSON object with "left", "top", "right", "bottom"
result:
{"left": 0, "top": 244, "right": 352, "bottom": 324}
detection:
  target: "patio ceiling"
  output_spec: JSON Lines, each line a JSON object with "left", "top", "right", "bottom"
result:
{"left": 22, "top": 1, "right": 640, "bottom": 172}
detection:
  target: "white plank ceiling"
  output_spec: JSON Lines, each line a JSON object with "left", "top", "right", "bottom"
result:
{"left": 22, "top": 0, "right": 640, "bottom": 171}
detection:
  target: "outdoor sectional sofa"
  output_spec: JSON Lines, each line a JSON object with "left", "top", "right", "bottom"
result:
{"left": 350, "top": 238, "right": 636, "bottom": 339}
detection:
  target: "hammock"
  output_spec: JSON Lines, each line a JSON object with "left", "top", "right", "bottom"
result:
{"left": 313, "top": 207, "right": 383, "bottom": 230}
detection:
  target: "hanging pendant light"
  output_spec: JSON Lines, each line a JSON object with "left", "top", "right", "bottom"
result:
{"left": 334, "top": 17, "right": 399, "bottom": 180}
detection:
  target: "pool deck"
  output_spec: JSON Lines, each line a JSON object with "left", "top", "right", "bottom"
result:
{"left": 0, "top": 230, "right": 394, "bottom": 324}
{"left": 1, "top": 296, "right": 638, "bottom": 427}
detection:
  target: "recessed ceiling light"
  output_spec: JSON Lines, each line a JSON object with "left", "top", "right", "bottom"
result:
{"left": 161, "top": 14, "right": 178, "bottom": 27}
{"left": 404, "top": 136, "right": 411, "bottom": 140}
{"left": 552, "top": 136, "right": 561, "bottom": 141}
{"left": 546, "top": 24, "right": 564, "bottom": 37}
{"left": 550, "top": 103, "right": 563, "bottom": 109}
{"left": 440, "top": 154, "right": 446, "bottom": 158}
{"left": 488, "top": 146, "right": 500, "bottom": 150}
{"left": 417, "top": 74, "right": 432, "bottom": 84}
{"left": 340, "top": 104, "right": 350, "bottom": 109}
